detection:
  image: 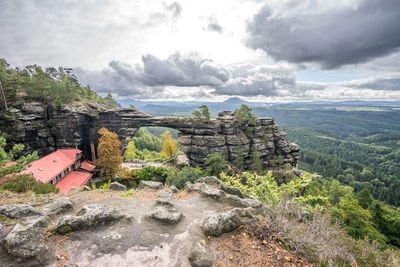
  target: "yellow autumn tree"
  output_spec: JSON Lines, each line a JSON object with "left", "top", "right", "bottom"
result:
{"left": 97, "top": 128, "right": 123, "bottom": 180}
{"left": 160, "top": 131, "right": 179, "bottom": 158}
{"left": 123, "top": 140, "right": 137, "bottom": 160}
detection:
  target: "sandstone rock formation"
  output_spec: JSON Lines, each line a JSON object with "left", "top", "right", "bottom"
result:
{"left": 0, "top": 102, "right": 299, "bottom": 169}
{"left": 55, "top": 204, "right": 125, "bottom": 234}
{"left": 4, "top": 215, "right": 48, "bottom": 259}
{"left": 145, "top": 192, "right": 183, "bottom": 224}
{"left": 0, "top": 204, "right": 44, "bottom": 219}
{"left": 201, "top": 207, "right": 257, "bottom": 237}
{"left": 42, "top": 198, "right": 74, "bottom": 216}
{"left": 0, "top": 177, "right": 268, "bottom": 266}
{"left": 108, "top": 182, "right": 128, "bottom": 191}
{"left": 138, "top": 180, "right": 164, "bottom": 190}
{"left": 188, "top": 240, "right": 213, "bottom": 267}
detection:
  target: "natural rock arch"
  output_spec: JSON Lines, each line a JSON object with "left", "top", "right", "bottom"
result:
{"left": 0, "top": 103, "right": 299, "bottom": 169}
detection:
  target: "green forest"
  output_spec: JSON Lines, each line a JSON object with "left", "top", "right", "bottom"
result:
{"left": 0, "top": 58, "right": 119, "bottom": 109}
{"left": 123, "top": 127, "right": 181, "bottom": 161}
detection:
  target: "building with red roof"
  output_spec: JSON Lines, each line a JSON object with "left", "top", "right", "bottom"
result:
{"left": 5, "top": 149, "right": 96, "bottom": 193}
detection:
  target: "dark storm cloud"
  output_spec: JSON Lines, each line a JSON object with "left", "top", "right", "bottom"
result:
{"left": 247, "top": 0, "right": 400, "bottom": 69}
{"left": 75, "top": 53, "right": 231, "bottom": 97}
{"left": 214, "top": 64, "right": 295, "bottom": 96}
{"left": 207, "top": 23, "right": 223, "bottom": 33}
{"left": 352, "top": 76, "right": 400, "bottom": 91}
{"left": 138, "top": 53, "right": 230, "bottom": 87}
{"left": 166, "top": 2, "right": 182, "bottom": 18}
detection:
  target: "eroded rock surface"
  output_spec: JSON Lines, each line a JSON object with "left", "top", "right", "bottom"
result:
{"left": 43, "top": 198, "right": 74, "bottom": 216}
{"left": 108, "top": 182, "right": 128, "bottom": 191}
{"left": 4, "top": 215, "right": 48, "bottom": 259}
{"left": 0, "top": 178, "right": 267, "bottom": 266}
{"left": 199, "top": 184, "right": 226, "bottom": 201}
{"left": 146, "top": 201, "right": 183, "bottom": 224}
{"left": 188, "top": 240, "right": 213, "bottom": 267}
{"left": 0, "top": 103, "right": 299, "bottom": 169}
{"left": 0, "top": 204, "right": 44, "bottom": 219}
{"left": 202, "top": 207, "right": 257, "bottom": 237}
{"left": 138, "top": 180, "right": 163, "bottom": 190}
{"left": 55, "top": 204, "right": 125, "bottom": 234}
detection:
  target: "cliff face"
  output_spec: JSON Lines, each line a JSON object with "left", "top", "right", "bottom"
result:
{"left": 0, "top": 102, "right": 299, "bottom": 168}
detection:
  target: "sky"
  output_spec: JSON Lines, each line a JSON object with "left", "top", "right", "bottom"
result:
{"left": 1, "top": 0, "right": 400, "bottom": 102}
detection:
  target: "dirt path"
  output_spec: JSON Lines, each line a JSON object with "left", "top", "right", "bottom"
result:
{"left": 122, "top": 161, "right": 164, "bottom": 170}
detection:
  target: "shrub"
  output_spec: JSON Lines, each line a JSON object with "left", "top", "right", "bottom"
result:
{"left": 166, "top": 166, "right": 204, "bottom": 189}
{"left": 0, "top": 174, "right": 59, "bottom": 194}
{"left": 130, "top": 166, "right": 178, "bottom": 184}
{"left": 205, "top": 152, "right": 227, "bottom": 176}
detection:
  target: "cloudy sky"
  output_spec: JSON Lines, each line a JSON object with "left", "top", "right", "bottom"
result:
{"left": 1, "top": 0, "right": 400, "bottom": 102}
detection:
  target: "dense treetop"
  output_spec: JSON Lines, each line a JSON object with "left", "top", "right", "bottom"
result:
{"left": 0, "top": 58, "right": 119, "bottom": 109}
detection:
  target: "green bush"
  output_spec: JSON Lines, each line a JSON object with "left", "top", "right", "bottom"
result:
{"left": 205, "top": 152, "right": 227, "bottom": 176}
{"left": 1, "top": 174, "right": 59, "bottom": 194}
{"left": 130, "top": 166, "right": 178, "bottom": 184}
{"left": 166, "top": 166, "right": 204, "bottom": 189}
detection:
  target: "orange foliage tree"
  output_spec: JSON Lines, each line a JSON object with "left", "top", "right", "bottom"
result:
{"left": 97, "top": 128, "right": 122, "bottom": 180}
{"left": 160, "top": 131, "right": 179, "bottom": 158}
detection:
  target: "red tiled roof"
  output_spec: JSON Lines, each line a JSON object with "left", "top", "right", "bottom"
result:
{"left": 19, "top": 149, "right": 82, "bottom": 184}
{"left": 56, "top": 171, "right": 92, "bottom": 194}
{"left": 80, "top": 160, "right": 96, "bottom": 172}
{"left": 5, "top": 162, "right": 16, "bottom": 167}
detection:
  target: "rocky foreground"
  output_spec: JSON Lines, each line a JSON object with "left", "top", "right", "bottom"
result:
{"left": 0, "top": 178, "right": 315, "bottom": 267}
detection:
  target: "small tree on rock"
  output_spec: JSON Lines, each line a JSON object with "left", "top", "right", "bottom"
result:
{"left": 192, "top": 105, "right": 211, "bottom": 123}
{"left": 97, "top": 128, "right": 122, "bottom": 180}
{"left": 233, "top": 104, "right": 256, "bottom": 127}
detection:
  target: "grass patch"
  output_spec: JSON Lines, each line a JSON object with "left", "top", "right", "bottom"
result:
{"left": 121, "top": 189, "right": 136, "bottom": 197}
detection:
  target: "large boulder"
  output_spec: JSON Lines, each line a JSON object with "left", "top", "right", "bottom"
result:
{"left": 108, "top": 182, "right": 127, "bottom": 191}
{"left": 138, "top": 180, "right": 163, "bottom": 190}
{"left": 4, "top": 215, "right": 48, "bottom": 259}
{"left": 196, "top": 176, "right": 223, "bottom": 186}
{"left": 188, "top": 240, "right": 213, "bottom": 267}
{"left": 170, "top": 185, "right": 179, "bottom": 193}
{"left": 146, "top": 193, "right": 183, "bottom": 224}
{"left": 199, "top": 184, "right": 225, "bottom": 201}
{"left": 0, "top": 204, "right": 44, "bottom": 219}
{"left": 225, "top": 194, "right": 263, "bottom": 209}
{"left": 201, "top": 207, "right": 256, "bottom": 237}
{"left": 220, "top": 183, "right": 244, "bottom": 198}
{"left": 43, "top": 198, "right": 74, "bottom": 216}
{"left": 55, "top": 204, "right": 125, "bottom": 234}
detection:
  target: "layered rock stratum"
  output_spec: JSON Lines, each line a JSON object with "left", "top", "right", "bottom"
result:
{"left": 0, "top": 102, "right": 299, "bottom": 168}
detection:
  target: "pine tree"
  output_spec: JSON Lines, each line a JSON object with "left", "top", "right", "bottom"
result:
{"left": 192, "top": 105, "right": 210, "bottom": 123}
{"left": 356, "top": 187, "right": 374, "bottom": 209}
{"left": 55, "top": 96, "right": 63, "bottom": 110}
{"left": 97, "top": 128, "right": 123, "bottom": 180}
{"left": 160, "top": 131, "right": 179, "bottom": 158}
{"left": 205, "top": 152, "right": 227, "bottom": 176}
{"left": 251, "top": 150, "right": 262, "bottom": 174}
{"left": 235, "top": 144, "right": 245, "bottom": 171}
